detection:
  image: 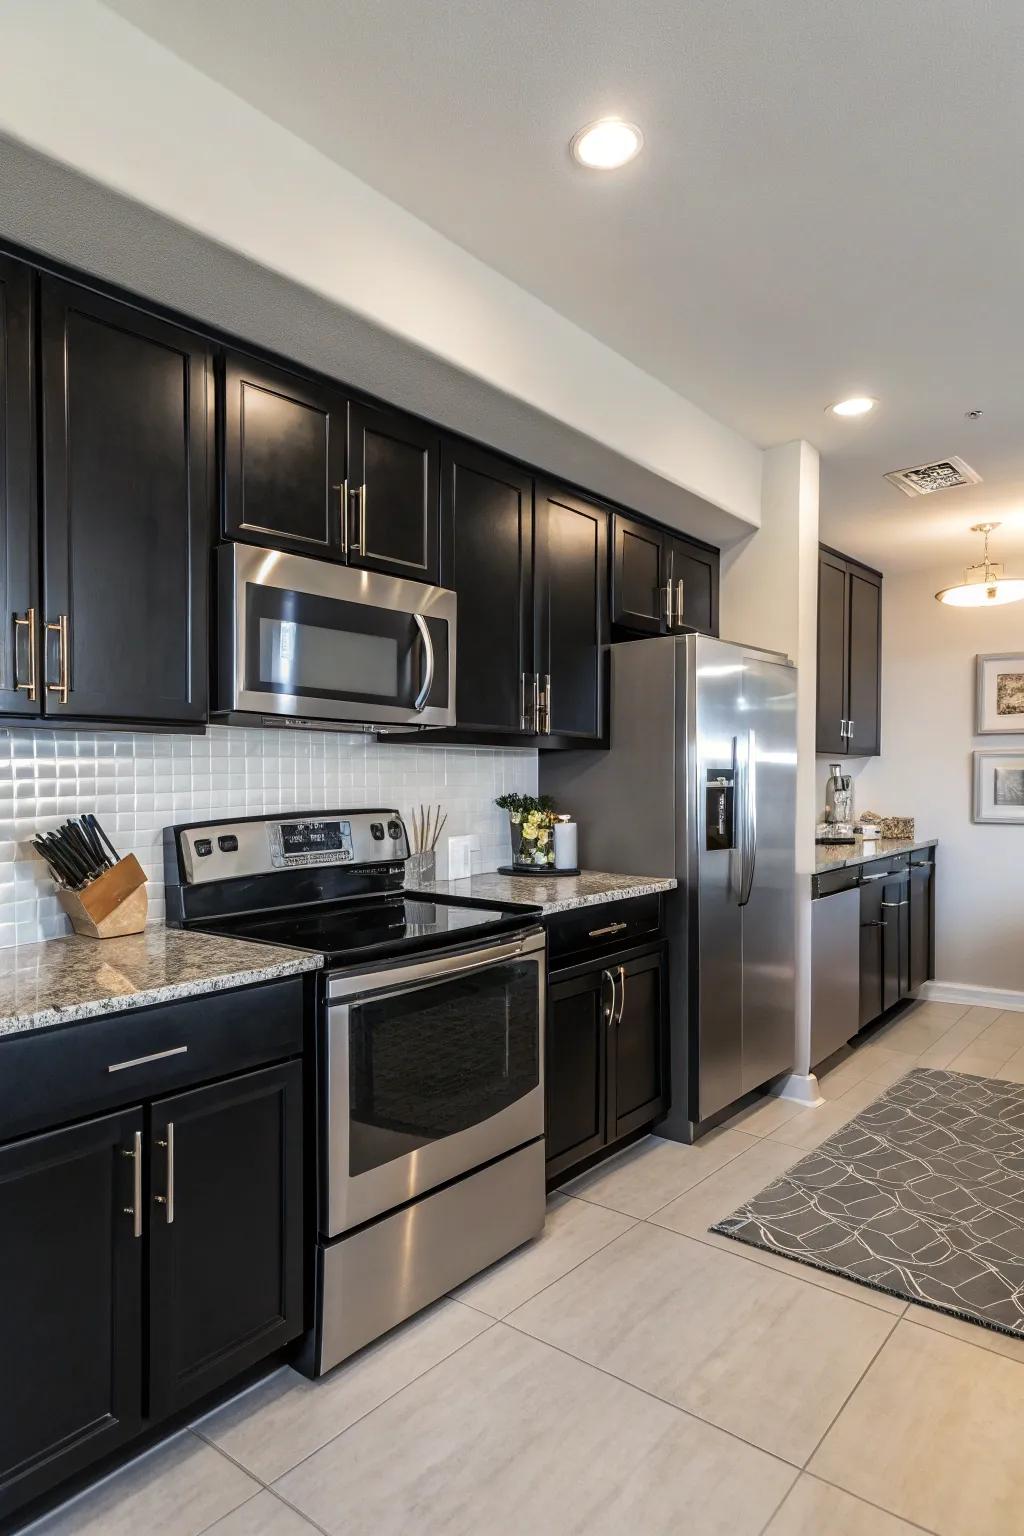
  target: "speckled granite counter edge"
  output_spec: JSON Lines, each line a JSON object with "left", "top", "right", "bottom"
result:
{"left": 411, "top": 872, "right": 677, "bottom": 916}
{"left": 813, "top": 838, "right": 938, "bottom": 876}
{"left": 0, "top": 948, "right": 323, "bottom": 1040}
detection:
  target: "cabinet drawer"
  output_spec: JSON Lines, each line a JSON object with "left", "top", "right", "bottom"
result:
{"left": 860, "top": 853, "right": 909, "bottom": 881}
{"left": 910, "top": 847, "right": 934, "bottom": 867}
{"left": 546, "top": 895, "right": 663, "bottom": 967}
{"left": 0, "top": 978, "right": 305, "bottom": 1143}
{"left": 813, "top": 867, "right": 860, "bottom": 898}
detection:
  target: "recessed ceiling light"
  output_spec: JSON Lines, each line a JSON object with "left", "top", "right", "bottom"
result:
{"left": 828, "top": 396, "right": 877, "bottom": 418}
{"left": 570, "top": 118, "right": 644, "bottom": 170}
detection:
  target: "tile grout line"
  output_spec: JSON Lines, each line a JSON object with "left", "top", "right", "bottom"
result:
{"left": 804, "top": 1470, "right": 942, "bottom": 1535}
{"left": 901, "top": 1310, "right": 1024, "bottom": 1369}
{"left": 456, "top": 1206, "right": 641, "bottom": 1322}
{"left": 797, "top": 1310, "right": 902, "bottom": 1474}
{"left": 752, "top": 1468, "right": 803, "bottom": 1536}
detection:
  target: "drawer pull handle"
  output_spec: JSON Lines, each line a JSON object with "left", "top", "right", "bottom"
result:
{"left": 154, "top": 1121, "right": 175, "bottom": 1224}
{"left": 107, "top": 1045, "right": 188, "bottom": 1074}
{"left": 121, "top": 1129, "right": 142, "bottom": 1238}
{"left": 589, "top": 921, "right": 629, "bottom": 938}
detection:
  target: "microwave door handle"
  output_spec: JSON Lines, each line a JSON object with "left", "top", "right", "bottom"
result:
{"left": 413, "top": 614, "right": 434, "bottom": 713}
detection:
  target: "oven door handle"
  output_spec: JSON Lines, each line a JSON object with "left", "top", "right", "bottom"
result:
{"left": 413, "top": 614, "right": 434, "bottom": 713}
{"left": 328, "top": 931, "right": 545, "bottom": 1002}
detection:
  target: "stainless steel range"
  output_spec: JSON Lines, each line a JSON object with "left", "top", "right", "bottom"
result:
{"left": 164, "top": 810, "right": 546, "bottom": 1373}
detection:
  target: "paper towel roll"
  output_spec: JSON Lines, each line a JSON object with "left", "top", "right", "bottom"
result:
{"left": 554, "top": 819, "right": 577, "bottom": 870}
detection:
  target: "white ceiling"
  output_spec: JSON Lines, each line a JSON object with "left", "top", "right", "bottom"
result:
{"left": 104, "top": 0, "right": 1024, "bottom": 575}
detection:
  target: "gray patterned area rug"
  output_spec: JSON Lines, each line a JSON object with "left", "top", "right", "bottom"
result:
{"left": 712, "top": 1067, "right": 1024, "bottom": 1337}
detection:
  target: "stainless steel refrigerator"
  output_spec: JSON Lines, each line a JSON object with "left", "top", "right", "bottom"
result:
{"left": 541, "top": 633, "right": 797, "bottom": 1140}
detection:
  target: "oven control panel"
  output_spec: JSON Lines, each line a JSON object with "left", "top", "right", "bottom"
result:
{"left": 175, "top": 810, "right": 409, "bottom": 884}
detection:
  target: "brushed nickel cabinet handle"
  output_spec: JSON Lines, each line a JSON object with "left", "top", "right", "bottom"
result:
{"left": 676, "top": 578, "right": 685, "bottom": 625}
{"left": 154, "top": 1121, "right": 175, "bottom": 1224}
{"left": 663, "top": 581, "right": 674, "bottom": 628}
{"left": 45, "top": 613, "right": 70, "bottom": 704}
{"left": 13, "top": 607, "right": 37, "bottom": 700}
{"left": 121, "top": 1129, "right": 142, "bottom": 1238}
{"left": 541, "top": 673, "right": 552, "bottom": 735}
{"left": 532, "top": 671, "right": 541, "bottom": 734}
{"left": 107, "top": 1044, "right": 188, "bottom": 1073}
{"left": 519, "top": 671, "right": 528, "bottom": 731}
{"left": 351, "top": 483, "right": 367, "bottom": 554}
{"left": 332, "top": 480, "right": 350, "bottom": 557}
{"left": 589, "top": 920, "right": 628, "bottom": 938}
{"left": 614, "top": 964, "right": 627, "bottom": 1027}
{"left": 602, "top": 968, "right": 616, "bottom": 1024}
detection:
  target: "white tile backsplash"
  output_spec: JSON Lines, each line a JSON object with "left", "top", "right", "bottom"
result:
{"left": 0, "top": 726, "right": 538, "bottom": 947}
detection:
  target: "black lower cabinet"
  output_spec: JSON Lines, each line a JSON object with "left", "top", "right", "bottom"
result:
{"left": 546, "top": 943, "right": 667, "bottom": 1182}
{"left": 909, "top": 859, "right": 934, "bottom": 994}
{"left": 0, "top": 1108, "right": 143, "bottom": 1524}
{"left": 148, "top": 1061, "right": 303, "bottom": 1419}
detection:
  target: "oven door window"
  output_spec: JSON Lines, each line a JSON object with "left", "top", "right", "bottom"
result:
{"left": 347, "top": 960, "right": 539, "bottom": 1177}
{"left": 244, "top": 582, "right": 448, "bottom": 710}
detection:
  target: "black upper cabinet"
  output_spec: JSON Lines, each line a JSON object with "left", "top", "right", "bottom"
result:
{"left": 0, "top": 256, "right": 38, "bottom": 717}
{"left": 0, "top": 1107, "right": 143, "bottom": 1524}
{"left": 40, "top": 281, "right": 210, "bottom": 723}
{"left": 148, "top": 1060, "right": 303, "bottom": 1420}
{"left": 348, "top": 401, "right": 440, "bottom": 583}
{"left": 223, "top": 352, "right": 347, "bottom": 558}
{"left": 535, "top": 484, "right": 607, "bottom": 741}
{"left": 816, "top": 545, "right": 882, "bottom": 756}
{"left": 441, "top": 440, "right": 532, "bottom": 734}
{"left": 611, "top": 513, "right": 719, "bottom": 638}
{"left": 611, "top": 512, "right": 664, "bottom": 633}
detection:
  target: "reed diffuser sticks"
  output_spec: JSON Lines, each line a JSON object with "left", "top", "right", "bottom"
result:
{"left": 410, "top": 803, "right": 447, "bottom": 854}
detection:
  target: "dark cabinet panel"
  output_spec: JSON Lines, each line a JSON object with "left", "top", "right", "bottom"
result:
{"left": 348, "top": 401, "right": 439, "bottom": 583}
{"left": 881, "top": 876, "right": 910, "bottom": 1013}
{"left": 847, "top": 569, "right": 882, "bottom": 757}
{"left": 610, "top": 948, "right": 668, "bottom": 1140}
{"left": 223, "top": 352, "right": 346, "bottom": 557}
{"left": 816, "top": 550, "right": 849, "bottom": 756}
{"left": 611, "top": 513, "right": 664, "bottom": 633}
{"left": 0, "top": 255, "right": 38, "bottom": 717}
{"left": 665, "top": 535, "right": 717, "bottom": 637}
{"left": 909, "top": 860, "right": 934, "bottom": 994}
{"left": 0, "top": 1108, "right": 143, "bottom": 1523}
{"left": 40, "top": 280, "right": 210, "bottom": 723}
{"left": 535, "top": 484, "right": 607, "bottom": 740}
{"left": 441, "top": 441, "right": 532, "bottom": 734}
{"left": 859, "top": 877, "right": 885, "bottom": 1028}
{"left": 546, "top": 970, "right": 608, "bottom": 1179}
{"left": 148, "top": 1061, "right": 303, "bottom": 1419}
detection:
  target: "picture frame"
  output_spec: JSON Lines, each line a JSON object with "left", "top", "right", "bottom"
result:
{"left": 973, "top": 749, "right": 1024, "bottom": 824}
{"left": 976, "top": 652, "right": 1024, "bottom": 734}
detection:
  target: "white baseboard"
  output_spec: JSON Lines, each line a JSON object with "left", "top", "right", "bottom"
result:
{"left": 918, "top": 980, "right": 1024, "bottom": 1013}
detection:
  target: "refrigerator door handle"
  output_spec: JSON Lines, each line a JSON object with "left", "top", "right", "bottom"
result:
{"left": 738, "top": 728, "right": 757, "bottom": 907}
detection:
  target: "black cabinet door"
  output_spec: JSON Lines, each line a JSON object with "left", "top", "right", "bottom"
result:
{"left": 441, "top": 440, "right": 533, "bottom": 734}
{"left": 0, "top": 255, "right": 39, "bottom": 718}
{"left": 610, "top": 512, "right": 664, "bottom": 633}
{"left": 609, "top": 947, "right": 668, "bottom": 1141}
{"left": 665, "top": 535, "right": 718, "bottom": 637}
{"left": 223, "top": 352, "right": 347, "bottom": 559}
{"left": 908, "top": 862, "right": 934, "bottom": 994}
{"left": 847, "top": 567, "right": 882, "bottom": 757}
{"left": 881, "top": 877, "right": 910, "bottom": 1010}
{"left": 40, "top": 280, "right": 210, "bottom": 723}
{"left": 816, "top": 549, "right": 849, "bottom": 755}
{"left": 859, "top": 877, "right": 886, "bottom": 1028}
{"left": 546, "top": 969, "right": 609, "bottom": 1179}
{"left": 0, "top": 1107, "right": 143, "bottom": 1523}
{"left": 148, "top": 1061, "right": 303, "bottom": 1419}
{"left": 535, "top": 484, "right": 607, "bottom": 741}
{"left": 347, "top": 400, "right": 439, "bottom": 583}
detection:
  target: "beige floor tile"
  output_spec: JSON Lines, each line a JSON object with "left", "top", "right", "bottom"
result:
{"left": 202, "top": 1491, "right": 320, "bottom": 1535}
{"left": 938, "top": 1011, "right": 1004, "bottom": 1051}
{"left": 508, "top": 1223, "right": 895, "bottom": 1464}
{"left": 275, "top": 1323, "right": 795, "bottom": 1536}
{"left": 867, "top": 1020, "right": 952, "bottom": 1057}
{"left": 904, "top": 1305, "right": 1024, "bottom": 1366}
{"left": 720, "top": 1092, "right": 809, "bottom": 1135}
{"left": 765, "top": 1474, "right": 926, "bottom": 1534}
{"left": 974, "top": 1014, "right": 1024, "bottom": 1054}
{"left": 896, "top": 1001, "right": 970, "bottom": 1028}
{"left": 995, "top": 1049, "right": 1024, "bottom": 1084}
{"left": 22, "top": 1432, "right": 257, "bottom": 1536}
{"left": 946, "top": 1052, "right": 1009, "bottom": 1078}
{"left": 196, "top": 1299, "right": 491, "bottom": 1482}
{"left": 811, "top": 1320, "right": 1024, "bottom": 1536}
{"left": 951, "top": 1029, "right": 1018, "bottom": 1063}
{"left": 850, "top": 1048, "right": 917, "bottom": 1088}
{"left": 817, "top": 1059, "right": 874, "bottom": 1100}
{"left": 649, "top": 1139, "right": 905, "bottom": 1315}
{"left": 452, "top": 1193, "right": 635, "bottom": 1317}
{"left": 768, "top": 1097, "right": 868, "bottom": 1152}
{"left": 562, "top": 1128, "right": 756, "bottom": 1218}
{"left": 958, "top": 1004, "right": 1007, "bottom": 1030}
{"left": 913, "top": 1040, "right": 962, "bottom": 1069}
{"left": 832, "top": 1078, "right": 895, "bottom": 1114}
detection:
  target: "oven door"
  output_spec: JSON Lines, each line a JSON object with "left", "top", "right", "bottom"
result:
{"left": 323, "top": 929, "right": 545, "bottom": 1236}
{"left": 217, "top": 542, "right": 456, "bottom": 728}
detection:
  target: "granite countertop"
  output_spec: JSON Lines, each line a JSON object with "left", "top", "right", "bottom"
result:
{"left": 814, "top": 837, "right": 938, "bottom": 875}
{"left": 0, "top": 926, "right": 323, "bottom": 1039}
{"left": 410, "top": 869, "right": 677, "bottom": 916}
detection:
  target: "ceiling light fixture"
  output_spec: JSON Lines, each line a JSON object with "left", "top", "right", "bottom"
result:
{"left": 828, "top": 397, "right": 877, "bottom": 418}
{"left": 935, "top": 523, "right": 1024, "bottom": 608}
{"left": 570, "top": 118, "right": 644, "bottom": 170}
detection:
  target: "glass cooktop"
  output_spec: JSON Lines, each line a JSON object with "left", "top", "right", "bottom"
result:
{"left": 203, "top": 894, "right": 536, "bottom": 965}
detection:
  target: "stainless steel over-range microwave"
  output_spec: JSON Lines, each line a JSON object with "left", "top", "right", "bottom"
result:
{"left": 215, "top": 544, "right": 457, "bottom": 732}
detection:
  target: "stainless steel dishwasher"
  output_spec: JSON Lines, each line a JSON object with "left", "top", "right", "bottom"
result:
{"left": 810, "top": 867, "right": 861, "bottom": 1068}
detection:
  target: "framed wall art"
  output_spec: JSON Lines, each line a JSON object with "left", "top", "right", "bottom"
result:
{"left": 973, "top": 749, "right": 1024, "bottom": 824}
{"left": 976, "top": 652, "right": 1024, "bottom": 734}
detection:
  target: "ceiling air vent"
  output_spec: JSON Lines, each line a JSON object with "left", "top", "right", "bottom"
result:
{"left": 884, "top": 455, "right": 982, "bottom": 498}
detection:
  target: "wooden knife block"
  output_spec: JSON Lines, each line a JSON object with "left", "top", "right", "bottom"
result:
{"left": 58, "top": 854, "right": 148, "bottom": 939}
